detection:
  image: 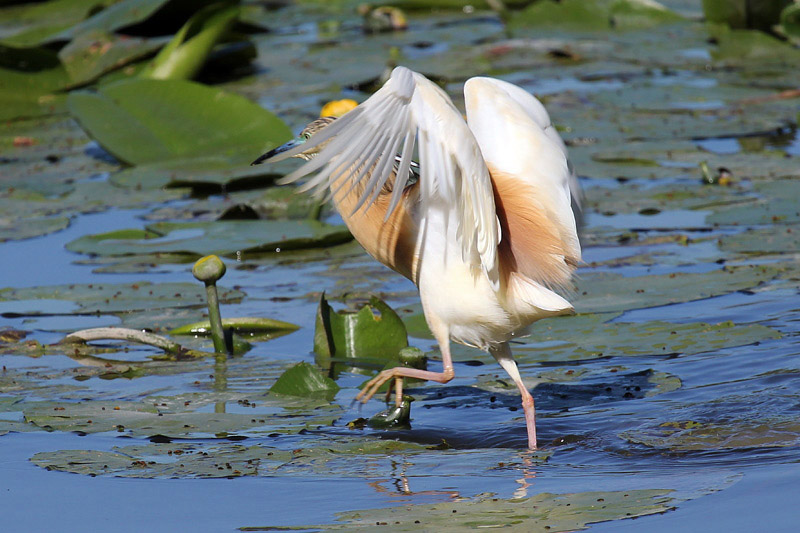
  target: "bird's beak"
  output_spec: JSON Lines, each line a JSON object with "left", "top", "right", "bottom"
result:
{"left": 251, "top": 137, "right": 306, "bottom": 166}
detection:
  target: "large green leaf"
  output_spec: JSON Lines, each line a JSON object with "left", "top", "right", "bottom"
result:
{"left": 67, "top": 78, "right": 292, "bottom": 165}
{"left": 269, "top": 361, "right": 340, "bottom": 400}
{"left": 314, "top": 294, "right": 409, "bottom": 369}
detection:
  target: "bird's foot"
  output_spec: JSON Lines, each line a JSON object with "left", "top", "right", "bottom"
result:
{"left": 356, "top": 368, "right": 401, "bottom": 405}
{"left": 355, "top": 366, "right": 455, "bottom": 405}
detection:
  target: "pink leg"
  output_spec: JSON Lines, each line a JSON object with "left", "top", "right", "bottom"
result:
{"left": 490, "top": 343, "right": 537, "bottom": 450}
{"left": 356, "top": 332, "right": 455, "bottom": 406}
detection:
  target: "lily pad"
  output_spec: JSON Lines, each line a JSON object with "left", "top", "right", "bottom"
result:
{"left": 314, "top": 294, "right": 409, "bottom": 369}
{"left": 511, "top": 0, "right": 682, "bottom": 31}
{"left": 58, "top": 30, "right": 164, "bottom": 86}
{"left": 718, "top": 225, "right": 800, "bottom": 254}
{"left": 0, "top": 281, "right": 244, "bottom": 316}
{"left": 515, "top": 314, "right": 781, "bottom": 363}
{"left": 22, "top": 393, "right": 341, "bottom": 437}
{"left": 65, "top": 219, "right": 353, "bottom": 259}
{"left": 0, "top": 0, "right": 118, "bottom": 48}
{"left": 170, "top": 317, "right": 300, "bottom": 342}
{"left": 30, "top": 436, "right": 433, "bottom": 479}
{"left": 107, "top": 155, "right": 289, "bottom": 191}
{"left": 708, "top": 180, "right": 800, "bottom": 226}
{"left": 270, "top": 361, "right": 340, "bottom": 400}
{"left": 67, "top": 77, "right": 292, "bottom": 165}
{"left": 574, "top": 265, "right": 779, "bottom": 313}
{"left": 0, "top": 63, "right": 68, "bottom": 119}
{"left": 255, "top": 489, "right": 676, "bottom": 531}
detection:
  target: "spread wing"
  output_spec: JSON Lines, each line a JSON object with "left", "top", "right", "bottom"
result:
{"left": 464, "top": 77, "right": 581, "bottom": 265}
{"left": 473, "top": 77, "right": 583, "bottom": 217}
{"left": 259, "top": 66, "right": 501, "bottom": 287}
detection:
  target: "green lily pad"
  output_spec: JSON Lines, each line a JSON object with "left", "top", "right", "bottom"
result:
{"left": 270, "top": 361, "right": 340, "bottom": 400}
{"left": 254, "top": 489, "right": 676, "bottom": 531}
{"left": 67, "top": 77, "right": 292, "bottom": 165}
{"left": 55, "top": 0, "right": 217, "bottom": 41}
{"left": 0, "top": 181, "right": 186, "bottom": 244}
{"left": 22, "top": 393, "right": 341, "bottom": 437}
{"left": 708, "top": 180, "right": 800, "bottom": 226}
{"left": 516, "top": 314, "right": 781, "bottom": 363}
{"left": 65, "top": 219, "right": 352, "bottom": 259}
{"left": 718, "top": 225, "right": 800, "bottom": 254}
{"left": 30, "top": 436, "right": 435, "bottom": 479}
{"left": 0, "top": 281, "right": 244, "bottom": 316}
{"left": 623, "top": 409, "right": 800, "bottom": 450}
{"left": 586, "top": 181, "right": 744, "bottom": 215}
{"left": 107, "top": 156, "right": 288, "bottom": 190}
{"left": 170, "top": 317, "right": 300, "bottom": 341}
{"left": 314, "top": 294, "right": 409, "bottom": 370}
{"left": 58, "top": 30, "right": 164, "bottom": 86}
{"left": 574, "top": 265, "right": 779, "bottom": 314}
{"left": 0, "top": 213, "right": 69, "bottom": 242}
{"left": 511, "top": 0, "right": 682, "bottom": 31}
{"left": 0, "top": 0, "right": 118, "bottom": 48}
{"left": 0, "top": 63, "right": 68, "bottom": 120}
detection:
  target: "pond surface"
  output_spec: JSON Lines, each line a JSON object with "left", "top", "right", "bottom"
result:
{"left": 1, "top": 1, "right": 800, "bottom": 531}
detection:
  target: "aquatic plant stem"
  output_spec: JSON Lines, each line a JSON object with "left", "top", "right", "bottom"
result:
{"left": 192, "top": 255, "right": 229, "bottom": 354}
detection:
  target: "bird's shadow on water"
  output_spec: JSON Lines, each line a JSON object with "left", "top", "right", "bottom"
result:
{"left": 345, "top": 370, "right": 662, "bottom": 450}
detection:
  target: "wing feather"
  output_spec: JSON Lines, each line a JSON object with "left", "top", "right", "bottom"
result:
{"left": 262, "top": 66, "right": 500, "bottom": 286}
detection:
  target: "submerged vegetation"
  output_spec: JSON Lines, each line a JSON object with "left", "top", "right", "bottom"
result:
{"left": 1, "top": 0, "right": 799, "bottom": 530}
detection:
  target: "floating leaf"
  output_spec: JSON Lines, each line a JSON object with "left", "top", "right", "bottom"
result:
{"left": 0, "top": 0, "right": 118, "bottom": 48}
{"left": 65, "top": 219, "right": 352, "bottom": 259}
{"left": 67, "top": 78, "right": 292, "bottom": 165}
{"left": 30, "top": 436, "right": 434, "bottom": 479}
{"left": 718, "top": 225, "right": 800, "bottom": 254}
{"left": 314, "top": 294, "right": 409, "bottom": 370}
{"left": 0, "top": 281, "right": 244, "bottom": 316}
{"left": 708, "top": 180, "right": 800, "bottom": 226}
{"left": 0, "top": 64, "right": 68, "bottom": 119}
{"left": 22, "top": 392, "right": 342, "bottom": 437}
{"left": 574, "top": 265, "right": 779, "bottom": 314}
{"left": 107, "top": 156, "right": 287, "bottom": 190}
{"left": 170, "top": 316, "right": 300, "bottom": 342}
{"left": 58, "top": 30, "right": 163, "bottom": 86}
{"left": 516, "top": 314, "right": 781, "bottom": 363}
{"left": 254, "top": 489, "right": 676, "bottom": 531}
{"left": 270, "top": 362, "right": 340, "bottom": 400}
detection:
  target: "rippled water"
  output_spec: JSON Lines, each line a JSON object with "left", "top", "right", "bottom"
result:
{"left": 2, "top": 1, "right": 800, "bottom": 531}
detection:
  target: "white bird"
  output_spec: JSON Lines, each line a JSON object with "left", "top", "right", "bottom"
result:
{"left": 253, "top": 66, "right": 581, "bottom": 449}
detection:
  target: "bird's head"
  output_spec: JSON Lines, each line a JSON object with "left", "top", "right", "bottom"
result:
{"left": 252, "top": 117, "right": 336, "bottom": 165}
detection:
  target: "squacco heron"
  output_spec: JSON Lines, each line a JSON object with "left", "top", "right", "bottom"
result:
{"left": 253, "top": 67, "right": 581, "bottom": 450}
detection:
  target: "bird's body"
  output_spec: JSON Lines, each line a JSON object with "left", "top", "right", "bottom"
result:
{"left": 253, "top": 67, "right": 581, "bottom": 449}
